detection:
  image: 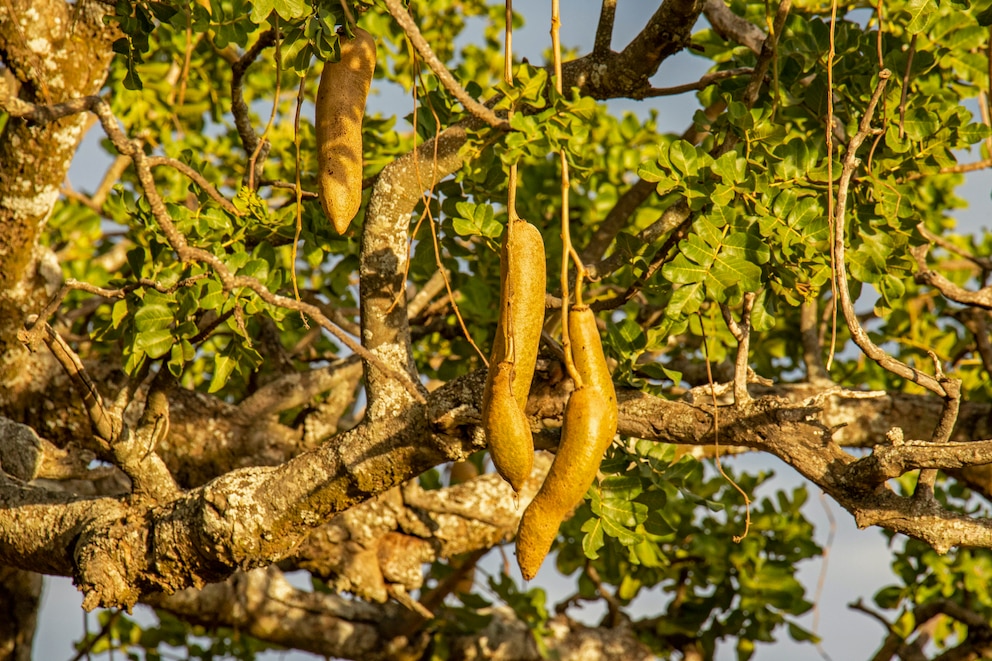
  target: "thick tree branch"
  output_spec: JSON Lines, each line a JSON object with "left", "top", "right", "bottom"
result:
{"left": 846, "top": 437, "right": 992, "bottom": 486}
{"left": 150, "top": 565, "right": 654, "bottom": 661}
{"left": 0, "top": 0, "right": 116, "bottom": 420}
{"left": 610, "top": 0, "right": 705, "bottom": 99}
{"left": 359, "top": 126, "right": 467, "bottom": 417}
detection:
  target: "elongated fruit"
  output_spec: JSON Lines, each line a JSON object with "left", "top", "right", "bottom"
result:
{"left": 488, "top": 219, "right": 546, "bottom": 407}
{"left": 481, "top": 219, "right": 546, "bottom": 492}
{"left": 315, "top": 28, "right": 376, "bottom": 234}
{"left": 482, "top": 361, "right": 534, "bottom": 491}
{"left": 516, "top": 305, "right": 618, "bottom": 580}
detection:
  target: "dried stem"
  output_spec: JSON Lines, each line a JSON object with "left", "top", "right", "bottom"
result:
{"left": 721, "top": 292, "right": 755, "bottom": 407}
{"left": 644, "top": 67, "right": 755, "bottom": 97}
{"left": 384, "top": 0, "right": 507, "bottom": 130}
{"left": 146, "top": 156, "right": 241, "bottom": 217}
{"left": 832, "top": 71, "right": 948, "bottom": 398}
{"left": 231, "top": 28, "right": 276, "bottom": 188}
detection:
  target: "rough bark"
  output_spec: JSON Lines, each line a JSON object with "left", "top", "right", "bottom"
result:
{"left": 3, "top": 1, "right": 992, "bottom": 659}
{"left": 0, "top": 568, "right": 41, "bottom": 661}
{"left": 0, "top": 0, "right": 116, "bottom": 415}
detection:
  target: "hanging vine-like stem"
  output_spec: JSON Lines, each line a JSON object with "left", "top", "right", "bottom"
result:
{"left": 502, "top": 0, "right": 521, "bottom": 363}
{"left": 552, "top": 0, "right": 582, "bottom": 384}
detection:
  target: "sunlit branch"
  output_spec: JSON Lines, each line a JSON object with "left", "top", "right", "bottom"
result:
{"left": 383, "top": 0, "right": 508, "bottom": 130}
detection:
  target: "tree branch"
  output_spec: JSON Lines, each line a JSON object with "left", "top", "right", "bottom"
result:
{"left": 383, "top": 0, "right": 507, "bottom": 130}
{"left": 579, "top": 177, "right": 656, "bottom": 264}
{"left": 703, "top": 0, "right": 765, "bottom": 55}
{"left": 149, "top": 565, "right": 655, "bottom": 661}
{"left": 643, "top": 67, "right": 755, "bottom": 97}
{"left": 593, "top": 0, "right": 617, "bottom": 56}
{"left": 359, "top": 126, "right": 466, "bottom": 416}
{"left": 832, "top": 71, "right": 948, "bottom": 397}
{"left": 913, "top": 243, "right": 992, "bottom": 310}
{"left": 230, "top": 28, "right": 276, "bottom": 188}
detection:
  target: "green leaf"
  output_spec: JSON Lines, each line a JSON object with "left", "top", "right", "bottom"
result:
{"left": 134, "top": 328, "right": 174, "bottom": 359}
{"left": 111, "top": 299, "right": 129, "bottom": 329}
{"left": 249, "top": 0, "right": 273, "bottom": 23}
{"left": 272, "top": 0, "right": 306, "bottom": 20}
{"left": 599, "top": 513, "right": 644, "bottom": 546}
{"left": 581, "top": 517, "right": 605, "bottom": 559}
{"left": 668, "top": 141, "right": 699, "bottom": 178}
{"left": 452, "top": 202, "right": 500, "bottom": 238}
{"left": 787, "top": 621, "right": 819, "bottom": 643}
{"left": 904, "top": 0, "right": 939, "bottom": 34}
{"left": 209, "top": 351, "right": 236, "bottom": 393}
{"left": 666, "top": 281, "right": 706, "bottom": 317}
{"left": 134, "top": 302, "right": 173, "bottom": 331}
{"left": 199, "top": 280, "right": 225, "bottom": 310}
{"left": 902, "top": 107, "right": 940, "bottom": 141}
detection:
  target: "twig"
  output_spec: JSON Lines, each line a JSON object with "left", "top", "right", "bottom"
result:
{"left": 146, "top": 156, "right": 242, "bottom": 216}
{"left": 92, "top": 155, "right": 132, "bottom": 208}
{"left": 826, "top": 0, "right": 839, "bottom": 370}
{"left": 418, "top": 548, "right": 486, "bottom": 613}
{"left": 585, "top": 198, "right": 690, "bottom": 283}
{"left": 958, "top": 308, "right": 992, "bottom": 375}
{"left": 29, "top": 277, "right": 206, "bottom": 337}
{"left": 585, "top": 564, "right": 627, "bottom": 626}
{"left": 553, "top": 0, "right": 585, "bottom": 385}
{"left": 231, "top": 28, "right": 277, "bottom": 188}
{"left": 69, "top": 611, "right": 122, "bottom": 661}
{"left": 590, "top": 213, "right": 692, "bottom": 312}
{"left": 699, "top": 314, "right": 751, "bottom": 542}
{"left": 18, "top": 321, "right": 180, "bottom": 500}
{"left": 260, "top": 179, "right": 319, "bottom": 198}
{"left": 832, "top": 71, "right": 948, "bottom": 397}
{"left": 411, "top": 56, "right": 489, "bottom": 366}
{"left": 850, "top": 599, "right": 900, "bottom": 634}
{"left": 915, "top": 359, "right": 962, "bottom": 501}
{"left": 21, "top": 321, "right": 115, "bottom": 445}
{"left": 643, "top": 67, "right": 755, "bottom": 97}
{"left": 898, "top": 34, "right": 917, "bottom": 139}
{"left": 249, "top": 21, "right": 282, "bottom": 192}
{"left": 593, "top": 0, "right": 617, "bottom": 56}
{"left": 337, "top": 0, "right": 355, "bottom": 29}
{"left": 720, "top": 292, "right": 755, "bottom": 406}
{"left": 291, "top": 70, "right": 307, "bottom": 309}
{"left": 812, "top": 491, "right": 837, "bottom": 661}
{"left": 904, "top": 157, "right": 992, "bottom": 180}
{"left": 383, "top": 0, "right": 508, "bottom": 130}
{"left": 916, "top": 222, "right": 992, "bottom": 271}
{"left": 912, "top": 245, "right": 992, "bottom": 309}
{"left": 714, "top": 0, "right": 790, "bottom": 157}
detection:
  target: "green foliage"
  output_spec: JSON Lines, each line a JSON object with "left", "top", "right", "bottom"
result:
{"left": 49, "top": 0, "right": 992, "bottom": 657}
{"left": 76, "top": 610, "right": 274, "bottom": 660}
